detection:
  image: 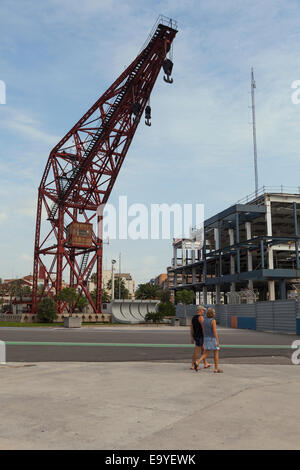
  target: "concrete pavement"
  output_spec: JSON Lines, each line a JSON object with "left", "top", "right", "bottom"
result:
{"left": 0, "top": 361, "right": 299, "bottom": 450}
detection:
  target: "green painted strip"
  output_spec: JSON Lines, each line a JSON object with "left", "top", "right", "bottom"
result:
{"left": 4, "top": 341, "right": 300, "bottom": 349}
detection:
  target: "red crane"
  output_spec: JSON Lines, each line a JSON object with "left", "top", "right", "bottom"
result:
{"left": 32, "top": 16, "right": 178, "bottom": 315}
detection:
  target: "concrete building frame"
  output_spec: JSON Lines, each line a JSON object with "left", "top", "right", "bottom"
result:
{"left": 171, "top": 191, "right": 300, "bottom": 304}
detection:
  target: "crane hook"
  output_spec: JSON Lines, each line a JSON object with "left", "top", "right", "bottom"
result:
{"left": 145, "top": 105, "right": 151, "bottom": 126}
{"left": 163, "top": 58, "right": 174, "bottom": 84}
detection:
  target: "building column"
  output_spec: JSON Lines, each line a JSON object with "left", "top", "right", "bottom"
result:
{"left": 228, "top": 228, "right": 236, "bottom": 293}
{"left": 293, "top": 202, "right": 299, "bottom": 269}
{"left": 182, "top": 241, "right": 186, "bottom": 266}
{"left": 265, "top": 198, "right": 275, "bottom": 300}
{"left": 245, "top": 221, "right": 253, "bottom": 292}
{"left": 214, "top": 228, "right": 221, "bottom": 304}
{"left": 203, "top": 286, "right": 207, "bottom": 305}
{"left": 279, "top": 280, "right": 286, "bottom": 300}
{"left": 235, "top": 213, "right": 241, "bottom": 273}
{"left": 216, "top": 285, "right": 221, "bottom": 304}
{"left": 173, "top": 244, "right": 177, "bottom": 268}
{"left": 191, "top": 245, "right": 196, "bottom": 264}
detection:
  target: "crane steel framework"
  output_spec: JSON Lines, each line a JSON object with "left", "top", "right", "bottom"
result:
{"left": 32, "top": 16, "right": 178, "bottom": 315}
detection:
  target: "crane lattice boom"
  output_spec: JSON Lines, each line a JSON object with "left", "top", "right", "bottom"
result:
{"left": 32, "top": 16, "right": 178, "bottom": 314}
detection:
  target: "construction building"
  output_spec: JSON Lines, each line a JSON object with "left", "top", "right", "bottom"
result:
{"left": 170, "top": 187, "right": 300, "bottom": 304}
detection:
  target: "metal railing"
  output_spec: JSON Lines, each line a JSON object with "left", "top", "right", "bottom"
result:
{"left": 139, "top": 14, "right": 178, "bottom": 53}
{"left": 237, "top": 185, "right": 300, "bottom": 205}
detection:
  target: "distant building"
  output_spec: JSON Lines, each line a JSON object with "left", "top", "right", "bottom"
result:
{"left": 89, "top": 270, "right": 135, "bottom": 299}
{"left": 153, "top": 273, "right": 168, "bottom": 288}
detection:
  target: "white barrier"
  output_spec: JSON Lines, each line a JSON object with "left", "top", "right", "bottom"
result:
{"left": 0, "top": 340, "right": 6, "bottom": 364}
{"left": 111, "top": 300, "right": 160, "bottom": 323}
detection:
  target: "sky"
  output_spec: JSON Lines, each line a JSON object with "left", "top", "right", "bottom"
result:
{"left": 1, "top": 0, "right": 300, "bottom": 286}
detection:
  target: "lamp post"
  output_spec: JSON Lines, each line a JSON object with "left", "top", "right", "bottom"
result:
{"left": 111, "top": 259, "right": 116, "bottom": 301}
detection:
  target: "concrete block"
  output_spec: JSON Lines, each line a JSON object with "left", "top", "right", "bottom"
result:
{"left": 64, "top": 317, "right": 82, "bottom": 328}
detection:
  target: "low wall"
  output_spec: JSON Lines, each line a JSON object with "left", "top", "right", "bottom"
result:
{"left": 0, "top": 313, "right": 112, "bottom": 323}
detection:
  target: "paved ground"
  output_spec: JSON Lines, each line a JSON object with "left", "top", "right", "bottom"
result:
{"left": 0, "top": 361, "right": 299, "bottom": 450}
{"left": 0, "top": 326, "right": 298, "bottom": 363}
{"left": 0, "top": 326, "right": 298, "bottom": 450}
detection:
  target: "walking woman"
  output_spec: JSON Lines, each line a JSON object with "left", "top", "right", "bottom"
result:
{"left": 194, "top": 308, "right": 223, "bottom": 373}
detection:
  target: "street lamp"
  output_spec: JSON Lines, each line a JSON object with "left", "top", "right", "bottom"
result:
{"left": 111, "top": 259, "right": 116, "bottom": 301}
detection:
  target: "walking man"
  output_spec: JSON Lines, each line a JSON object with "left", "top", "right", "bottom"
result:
{"left": 190, "top": 305, "right": 210, "bottom": 370}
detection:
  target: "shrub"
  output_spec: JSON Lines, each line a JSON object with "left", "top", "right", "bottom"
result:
{"left": 37, "top": 297, "right": 58, "bottom": 323}
{"left": 158, "top": 301, "right": 175, "bottom": 317}
{"left": 145, "top": 311, "right": 165, "bottom": 323}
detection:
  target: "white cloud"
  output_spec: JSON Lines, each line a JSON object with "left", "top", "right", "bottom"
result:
{"left": 21, "top": 253, "right": 32, "bottom": 261}
{"left": 0, "top": 211, "right": 7, "bottom": 223}
{"left": 0, "top": 108, "right": 58, "bottom": 146}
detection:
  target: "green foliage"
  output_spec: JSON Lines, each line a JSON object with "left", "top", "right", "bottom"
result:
{"left": 76, "top": 296, "right": 88, "bottom": 311}
{"left": 0, "top": 282, "right": 8, "bottom": 298}
{"left": 176, "top": 289, "right": 195, "bottom": 321}
{"left": 158, "top": 289, "right": 171, "bottom": 303}
{"left": 91, "top": 288, "right": 110, "bottom": 305}
{"left": 158, "top": 301, "right": 175, "bottom": 316}
{"left": 6, "top": 280, "right": 23, "bottom": 300}
{"left": 2, "top": 304, "right": 12, "bottom": 313}
{"left": 21, "top": 285, "right": 32, "bottom": 297}
{"left": 135, "top": 283, "right": 160, "bottom": 300}
{"left": 37, "top": 297, "right": 57, "bottom": 323}
{"left": 107, "top": 278, "right": 129, "bottom": 299}
{"left": 145, "top": 311, "right": 165, "bottom": 323}
{"left": 56, "top": 287, "right": 88, "bottom": 314}
{"left": 56, "top": 287, "right": 77, "bottom": 305}
{"left": 176, "top": 289, "right": 195, "bottom": 305}
{"left": 0, "top": 280, "right": 32, "bottom": 300}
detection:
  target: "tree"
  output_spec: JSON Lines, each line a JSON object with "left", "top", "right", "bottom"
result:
{"left": 90, "top": 288, "right": 110, "bottom": 306}
{"left": 21, "top": 285, "right": 32, "bottom": 297}
{"left": 76, "top": 296, "right": 88, "bottom": 312}
{"left": 56, "top": 287, "right": 78, "bottom": 314}
{"left": 176, "top": 289, "right": 195, "bottom": 322}
{"left": 158, "top": 289, "right": 171, "bottom": 303}
{"left": 37, "top": 297, "right": 57, "bottom": 323}
{"left": 0, "top": 281, "right": 7, "bottom": 296}
{"left": 90, "top": 272, "right": 97, "bottom": 284}
{"left": 158, "top": 301, "right": 175, "bottom": 317}
{"left": 135, "top": 283, "right": 160, "bottom": 300}
{"left": 107, "top": 278, "right": 129, "bottom": 300}
{"left": 0, "top": 281, "right": 8, "bottom": 306}
{"left": 7, "top": 280, "right": 23, "bottom": 303}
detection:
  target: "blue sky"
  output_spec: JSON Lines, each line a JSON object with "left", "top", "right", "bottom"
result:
{"left": 1, "top": 0, "right": 300, "bottom": 285}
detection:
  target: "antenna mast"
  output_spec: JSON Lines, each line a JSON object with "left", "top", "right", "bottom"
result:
{"left": 251, "top": 67, "right": 259, "bottom": 197}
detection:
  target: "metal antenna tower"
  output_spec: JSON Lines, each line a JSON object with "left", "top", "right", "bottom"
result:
{"left": 251, "top": 67, "right": 259, "bottom": 197}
